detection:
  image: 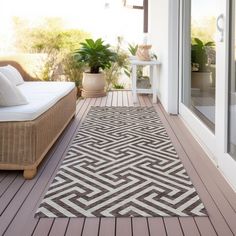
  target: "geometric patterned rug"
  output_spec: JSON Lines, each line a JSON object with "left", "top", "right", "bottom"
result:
{"left": 35, "top": 106, "right": 207, "bottom": 217}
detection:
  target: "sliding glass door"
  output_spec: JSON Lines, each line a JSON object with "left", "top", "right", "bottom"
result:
{"left": 182, "top": 0, "right": 218, "bottom": 132}
{"left": 182, "top": 0, "right": 218, "bottom": 133}
{"left": 180, "top": 0, "right": 236, "bottom": 189}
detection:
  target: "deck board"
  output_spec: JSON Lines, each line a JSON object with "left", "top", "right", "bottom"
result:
{"left": 132, "top": 218, "right": 149, "bottom": 236}
{"left": 0, "top": 175, "right": 25, "bottom": 214}
{"left": 0, "top": 173, "right": 18, "bottom": 197}
{"left": 127, "top": 91, "right": 135, "bottom": 106}
{"left": 117, "top": 91, "right": 123, "bottom": 106}
{"left": 0, "top": 91, "right": 235, "bottom": 236}
{"left": 48, "top": 218, "right": 69, "bottom": 236}
{"left": 99, "top": 218, "right": 116, "bottom": 236}
{"left": 116, "top": 218, "right": 132, "bottom": 236}
{"left": 179, "top": 217, "right": 200, "bottom": 236}
{"left": 194, "top": 217, "right": 217, "bottom": 236}
{"left": 164, "top": 218, "right": 183, "bottom": 236}
{"left": 112, "top": 91, "right": 118, "bottom": 106}
{"left": 122, "top": 90, "right": 129, "bottom": 106}
{"left": 0, "top": 172, "right": 8, "bottom": 183}
{"left": 65, "top": 218, "right": 84, "bottom": 236}
{"left": 101, "top": 95, "right": 108, "bottom": 107}
{"left": 82, "top": 218, "right": 100, "bottom": 236}
{"left": 106, "top": 91, "right": 113, "bottom": 107}
{"left": 148, "top": 218, "right": 166, "bottom": 236}
{"left": 32, "top": 219, "right": 54, "bottom": 236}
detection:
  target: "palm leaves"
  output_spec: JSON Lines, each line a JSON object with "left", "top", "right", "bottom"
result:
{"left": 128, "top": 44, "right": 138, "bottom": 56}
{"left": 74, "top": 38, "right": 117, "bottom": 73}
{"left": 191, "top": 38, "right": 215, "bottom": 72}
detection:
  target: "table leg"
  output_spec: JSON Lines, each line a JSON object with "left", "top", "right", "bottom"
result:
{"left": 132, "top": 65, "right": 137, "bottom": 103}
{"left": 150, "top": 66, "right": 157, "bottom": 103}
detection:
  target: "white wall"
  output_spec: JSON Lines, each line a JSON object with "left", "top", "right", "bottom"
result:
{"left": 149, "top": 0, "right": 179, "bottom": 114}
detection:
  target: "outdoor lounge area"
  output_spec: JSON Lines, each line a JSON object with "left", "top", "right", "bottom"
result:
{"left": 0, "top": 62, "right": 76, "bottom": 179}
{"left": 0, "top": 0, "right": 236, "bottom": 235}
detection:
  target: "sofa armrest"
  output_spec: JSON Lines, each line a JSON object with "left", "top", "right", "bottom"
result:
{"left": 0, "top": 60, "right": 39, "bottom": 81}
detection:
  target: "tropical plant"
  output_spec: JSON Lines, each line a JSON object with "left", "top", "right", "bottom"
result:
{"left": 125, "top": 43, "right": 144, "bottom": 79}
{"left": 128, "top": 43, "right": 138, "bottom": 56}
{"left": 191, "top": 38, "right": 215, "bottom": 72}
{"left": 74, "top": 38, "right": 117, "bottom": 73}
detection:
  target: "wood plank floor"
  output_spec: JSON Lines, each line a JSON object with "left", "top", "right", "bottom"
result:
{"left": 0, "top": 91, "right": 236, "bottom": 236}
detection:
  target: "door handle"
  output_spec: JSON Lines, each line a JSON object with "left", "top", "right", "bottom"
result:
{"left": 217, "top": 14, "right": 224, "bottom": 42}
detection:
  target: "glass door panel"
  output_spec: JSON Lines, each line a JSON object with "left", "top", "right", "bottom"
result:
{"left": 229, "top": 0, "right": 236, "bottom": 160}
{"left": 182, "top": 0, "right": 219, "bottom": 132}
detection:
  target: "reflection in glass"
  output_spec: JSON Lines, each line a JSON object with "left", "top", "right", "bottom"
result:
{"left": 183, "top": 0, "right": 217, "bottom": 132}
{"left": 229, "top": 2, "right": 236, "bottom": 160}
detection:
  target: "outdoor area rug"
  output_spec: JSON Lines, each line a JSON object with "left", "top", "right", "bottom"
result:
{"left": 35, "top": 106, "right": 207, "bottom": 217}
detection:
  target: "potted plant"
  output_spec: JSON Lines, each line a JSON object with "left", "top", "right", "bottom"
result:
{"left": 74, "top": 38, "right": 116, "bottom": 98}
{"left": 191, "top": 38, "right": 215, "bottom": 90}
{"left": 125, "top": 43, "right": 153, "bottom": 89}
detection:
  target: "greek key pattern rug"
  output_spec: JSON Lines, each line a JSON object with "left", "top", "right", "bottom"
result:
{"left": 36, "top": 107, "right": 207, "bottom": 217}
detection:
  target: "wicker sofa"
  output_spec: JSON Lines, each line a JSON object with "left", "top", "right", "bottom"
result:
{"left": 0, "top": 61, "right": 76, "bottom": 179}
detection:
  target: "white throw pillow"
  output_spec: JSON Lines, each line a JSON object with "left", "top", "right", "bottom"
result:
{"left": 0, "top": 72, "right": 28, "bottom": 106}
{"left": 0, "top": 65, "right": 24, "bottom": 86}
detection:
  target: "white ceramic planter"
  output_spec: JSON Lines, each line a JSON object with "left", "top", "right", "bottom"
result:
{"left": 82, "top": 72, "right": 106, "bottom": 98}
{"left": 191, "top": 72, "right": 212, "bottom": 91}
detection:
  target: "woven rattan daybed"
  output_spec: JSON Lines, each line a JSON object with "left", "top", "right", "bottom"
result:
{"left": 0, "top": 61, "right": 76, "bottom": 179}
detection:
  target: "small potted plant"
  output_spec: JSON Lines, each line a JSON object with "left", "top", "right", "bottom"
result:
{"left": 191, "top": 38, "right": 215, "bottom": 90}
{"left": 74, "top": 38, "right": 116, "bottom": 98}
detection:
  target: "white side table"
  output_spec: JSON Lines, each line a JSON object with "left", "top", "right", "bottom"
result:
{"left": 130, "top": 59, "right": 161, "bottom": 103}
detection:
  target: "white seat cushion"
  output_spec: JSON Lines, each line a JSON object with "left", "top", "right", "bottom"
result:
{"left": 0, "top": 81, "right": 75, "bottom": 121}
{"left": 0, "top": 65, "right": 24, "bottom": 86}
{"left": 0, "top": 72, "right": 28, "bottom": 107}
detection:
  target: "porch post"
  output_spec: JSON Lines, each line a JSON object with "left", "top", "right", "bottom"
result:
{"left": 168, "top": 0, "right": 180, "bottom": 114}
{"left": 144, "top": 0, "right": 148, "bottom": 33}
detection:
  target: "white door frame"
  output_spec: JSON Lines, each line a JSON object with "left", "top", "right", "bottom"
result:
{"left": 217, "top": 0, "right": 236, "bottom": 191}
{"left": 176, "top": 0, "right": 236, "bottom": 190}
{"left": 168, "top": 0, "right": 180, "bottom": 114}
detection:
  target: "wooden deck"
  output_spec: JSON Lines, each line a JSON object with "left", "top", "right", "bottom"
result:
{"left": 0, "top": 91, "right": 236, "bottom": 236}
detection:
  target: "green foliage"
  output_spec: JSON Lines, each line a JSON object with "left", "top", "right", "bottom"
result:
{"left": 128, "top": 44, "right": 138, "bottom": 56}
{"left": 104, "top": 37, "right": 129, "bottom": 90}
{"left": 125, "top": 43, "right": 146, "bottom": 80}
{"left": 191, "top": 38, "right": 215, "bottom": 72}
{"left": 74, "top": 38, "right": 117, "bottom": 73}
{"left": 191, "top": 17, "right": 216, "bottom": 44}
{"left": 12, "top": 17, "right": 90, "bottom": 82}
{"left": 34, "top": 52, "right": 60, "bottom": 81}
{"left": 113, "top": 83, "right": 125, "bottom": 89}
{"left": 62, "top": 53, "right": 84, "bottom": 87}
{"left": 13, "top": 17, "right": 90, "bottom": 53}
{"left": 28, "top": 29, "right": 90, "bottom": 53}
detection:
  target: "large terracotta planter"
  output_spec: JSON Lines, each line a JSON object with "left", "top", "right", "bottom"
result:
{"left": 82, "top": 72, "right": 106, "bottom": 98}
